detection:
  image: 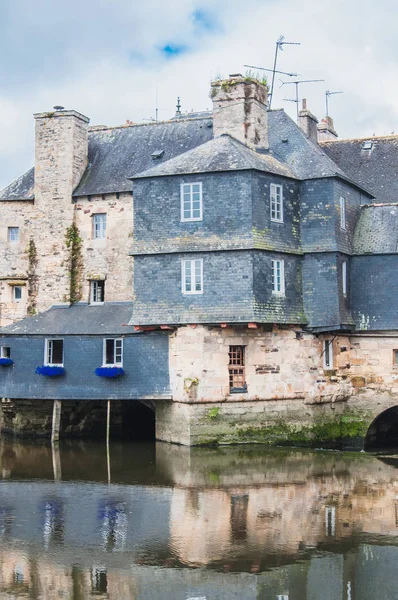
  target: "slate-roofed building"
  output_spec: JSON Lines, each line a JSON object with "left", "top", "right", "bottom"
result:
{"left": 1, "top": 74, "right": 398, "bottom": 447}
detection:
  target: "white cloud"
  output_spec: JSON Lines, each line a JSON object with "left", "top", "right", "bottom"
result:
{"left": 1, "top": 0, "right": 398, "bottom": 188}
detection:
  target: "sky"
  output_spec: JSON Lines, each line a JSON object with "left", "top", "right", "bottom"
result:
{"left": 0, "top": 0, "right": 397, "bottom": 189}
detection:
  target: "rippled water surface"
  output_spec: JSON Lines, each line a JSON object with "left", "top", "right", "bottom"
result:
{"left": 0, "top": 439, "right": 397, "bottom": 598}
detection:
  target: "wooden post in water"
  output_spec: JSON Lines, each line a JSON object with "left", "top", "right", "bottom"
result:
{"left": 106, "top": 399, "right": 111, "bottom": 483}
{"left": 51, "top": 400, "right": 62, "bottom": 443}
{"left": 51, "top": 441, "right": 62, "bottom": 481}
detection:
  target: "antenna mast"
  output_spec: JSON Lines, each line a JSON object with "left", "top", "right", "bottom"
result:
{"left": 269, "top": 35, "right": 300, "bottom": 109}
{"left": 325, "top": 89, "right": 343, "bottom": 117}
{"left": 280, "top": 79, "right": 324, "bottom": 119}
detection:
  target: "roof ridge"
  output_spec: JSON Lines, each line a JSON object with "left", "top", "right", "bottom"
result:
{"left": 320, "top": 134, "right": 398, "bottom": 144}
{"left": 89, "top": 115, "right": 212, "bottom": 133}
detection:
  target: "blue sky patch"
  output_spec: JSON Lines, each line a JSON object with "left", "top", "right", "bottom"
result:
{"left": 192, "top": 8, "right": 219, "bottom": 32}
{"left": 161, "top": 44, "right": 188, "bottom": 57}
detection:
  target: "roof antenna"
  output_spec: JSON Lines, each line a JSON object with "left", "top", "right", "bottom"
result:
{"left": 325, "top": 89, "right": 343, "bottom": 117}
{"left": 280, "top": 79, "right": 324, "bottom": 119}
{"left": 175, "top": 96, "right": 182, "bottom": 118}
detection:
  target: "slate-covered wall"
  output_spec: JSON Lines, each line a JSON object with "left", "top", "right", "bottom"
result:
{"left": 302, "top": 253, "right": 341, "bottom": 329}
{"left": 0, "top": 332, "right": 170, "bottom": 400}
{"left": 131, "top": 172, "right": 253, "bottom": 255}
{"left": 351, "top": 255, "right": 398, "bottom": 330}
{"left": 131, "top": 251, "right": 255, "bottom": 325}
{"left": 251, "top": 172, "right": 300, "bottom": 253}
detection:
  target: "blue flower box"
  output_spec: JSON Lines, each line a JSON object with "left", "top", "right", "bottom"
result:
{"left": 35, "top": 365, "right": 65, "bottom": 377}
{"left": 95, "top": 366, "right": 124, "bottom": 378}
{"left": 0, "top": 358, "right": 13, "bottom": 366}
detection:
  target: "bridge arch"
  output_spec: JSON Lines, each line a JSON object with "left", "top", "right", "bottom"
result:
{"left": 364, "top": 405, "right": 398, "bottom": 451}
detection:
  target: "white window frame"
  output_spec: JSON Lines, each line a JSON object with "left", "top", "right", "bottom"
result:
{"left": 103, "top": 338, "right": 123, "bottom": 367}
{"left": 7, "top": 227, "right": 19, "bottom": 243}
{"left": 271, "top": 259, "right": 285, "bottom": 296}
{"left": 180, "top": 182, "right": 203, "bottom": 222}
{"left": 92, "top": 213, "right": 107, "bottom": 239}
{"left": 342, "top": 260, "right": 347, "bottom": 296}
{"left": 340, "top": 196, "right": 346, "bottom": 230}
{"left": 181, "top": 259, "right": 203, "bottom": 295}
{"left": 1, "top": 346, "right": 10, "bottom": 359}
{"left": 323, "top": 340, "right": 334, "bottom": 369}
{"left": 90, "top": 280, "right": 105, "bottom": 304}
{"left": 270, "top": 183, "right": 284, "bottom": 223}
{"left": 12, "top": 286, "right": 22, "bottom": 302}
{"left": 45, "top": 339, "right": 64, "bottom": 366}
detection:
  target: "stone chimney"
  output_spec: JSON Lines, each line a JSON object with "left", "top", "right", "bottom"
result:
{"left": 298, "top": 99, "right": 319, "bottom": 144}
{"left": 211, "top": 74, "right": 268, "bottom": 149}
{"left": 317, "top": 115, "right": 338, "bottom": 142}
{"left": 33, "top": 108, "right": 90, "bottom": 312}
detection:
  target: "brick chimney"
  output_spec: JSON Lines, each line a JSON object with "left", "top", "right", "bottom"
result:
{"left": 298, "top": 99, "right": 319, "bottom": 144}
{"left": 211, "top": 74, "right": 268, "bottom": 149}
{"left": 33, "top": 108, "right": 90, "bottom": 312}
{"left": 317, "top": 115, "right": 338, "bottom": 142}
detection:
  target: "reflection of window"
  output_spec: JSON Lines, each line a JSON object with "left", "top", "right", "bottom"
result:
{"left": 103, "top": 338, "right": 123, "bottom": 366}
{"left": 90, "top": 280, "right": 105, "bottom": 303}
{"left": 325, "top": 506, "right": 336, "bottom": 536}
{"left": 230, "top": 494, "right": 249, "bottom": 541}
{"left": 13, "top": 565, "right": 24, "bottom": 584}
{"left": 42, "top": 499, "right": 64, "bottom": 549}
{"left": 277, "top": 596, "right": 289, "bottom": 600}
{"left": 45, "top": 339, "right": 64, "bottom": 366}
{"left": 395, "top": 501, "right": 398, "bottom": 526}
{"left": 91, "top": 566, "right": 107, "bottom": 593}
{"left": 99, "top": 501, "right": 127, "bottom": 552}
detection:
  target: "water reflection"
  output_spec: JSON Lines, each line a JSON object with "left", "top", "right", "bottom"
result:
{"left": 0, "top": 439, "right": 397, "bottom": 598}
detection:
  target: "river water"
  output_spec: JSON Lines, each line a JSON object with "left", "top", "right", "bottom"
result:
{"left": 0, "top": 439, "right": 397, "bottom": 599}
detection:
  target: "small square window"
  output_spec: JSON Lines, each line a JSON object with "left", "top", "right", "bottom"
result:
{"left": 90, "top": 280, "right": 105, "bottom": 304}
{"left": 92, "top": 214, "right": 106, "bottom": 239}
{"left": 45, "top": 339, "right": 64, "bottom": 366}
{"left": 182, "top": 259, "right": 203, "bottom": 294}
{"left": 180, "top": 183, "right": 203, "bottom": 222}
{"left": 103, "top": 338, "right": 123, "bottom": 366}
{"left": 271, "top": 259, "right": 285, "bottom": 295}
{"left": 12, "top": 286, "right": 22, "bottom": 302}
{"left": 7, "top": 227, "right": 19, "bottom": 242}
{"left": 1, "top": 347, "right": 10, "bottom": 359}
{"left": 270, "top": 183, "right": 283, "bottom": 223}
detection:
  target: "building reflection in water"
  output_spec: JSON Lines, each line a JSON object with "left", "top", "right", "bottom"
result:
{"left": 0, "top": 440, "right": 396, "bottom": 597}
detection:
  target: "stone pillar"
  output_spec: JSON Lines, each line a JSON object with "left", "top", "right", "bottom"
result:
{"left": 298, "top": 99, "right": 319, "bottom": 144}
{"left": 33, "top": 108, "right": 89, "bottom": 312}
{"left": 211, "top": 75, "right": 268, "bottom": 149}
{"left": 317, "top": 116, "right": 338, "bottom": 142}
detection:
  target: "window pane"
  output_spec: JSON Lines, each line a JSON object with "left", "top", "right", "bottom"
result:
{"left": 13, "top": 287, "right": 22, "bottom": 300}
{"left": 8, "top": 227, "right": 19, "bottom": 242}
{"left": 1, "top": 347, "right": 10, "bottom": 358}
{"left": 105, "top": 339, "right": 115, "bottom": 364}
{"left": 52, "top": 340, "right": 63, "bottom": 364}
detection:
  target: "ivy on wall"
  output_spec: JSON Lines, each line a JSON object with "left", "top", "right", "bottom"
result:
{"left": 27, "top": 238, "right": 39, "bottom": 315}
{"left": 65, "top": 223, "right": 83, "bottom": 304}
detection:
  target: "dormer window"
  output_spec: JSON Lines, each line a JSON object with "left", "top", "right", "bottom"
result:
{"left": 151, "top": 149, "right": 164, "bottom": 159}
{"left": 270, "top": 183, "right": 283, "bottom": 223}
{"left": 361, "top": 141, "right": 373, "bottom": 150}
{"left": 180, "top": 183, "right": 202, "bottom": 222}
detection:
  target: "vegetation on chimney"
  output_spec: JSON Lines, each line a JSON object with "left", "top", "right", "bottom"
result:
{"left": 65, "top": 223, "right": 83, "bottom": 304}
{"left": 27, "top": 238, "right": 38, "bottom": 316}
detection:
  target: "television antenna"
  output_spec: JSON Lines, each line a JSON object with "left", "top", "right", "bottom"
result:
{"left": 326, "top": 89, "right": 343, "bottom": 117}
{"left": 244, "top": 35, "right": 300, "bottom": 109}
{"left": 280, "top": 79, "right": 324, "bottom": 118}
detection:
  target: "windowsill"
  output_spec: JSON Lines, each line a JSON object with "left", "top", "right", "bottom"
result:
{"left": 271, "top": 219, "right": 284, "bottom": 224}
{"left": 90, "top": 301, "right": 104, "bottom": 305}
{"left": 229, "top": 386, "right": 248, "bottom": 394}
{"left": 182, "top": 291, "right": 203, "bottom": 295}
{"left": 272, "top": 292, "right": 285, "bottom": 297}
{"left": 102, "top": 364, "right": 123, "bottom": 368}
{"left": 45, "top": 364, "right": 64, "bottom": 368}
{"left": 181, "top": 218, "right": 203, "bottom": 222}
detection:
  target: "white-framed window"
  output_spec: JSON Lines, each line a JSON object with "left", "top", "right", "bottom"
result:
{"left": 103, "top": 338, "right": 123, "bottom": 366}
{"left": 181, "top": 182, "right": 202, "bottom": 222}
{"left": 342, "top": 260, "right": 347, "bottom": 296}
{"left": 277, "top": 596, "right": 289, "bottom": 600}
{"left": 7, "top": 227, "right": 19, "bottom": 242}
{"left": 323, "top": 340, "right": 334, "bottom": 369}
{"left": 90, "top": 280, "right": 105, "bottom": 304}
{"left": 340, "top": 196, "right": 346, "bottom": 230}
{"left": 45, "top": 339, "right": 64, "bottom": 366}
{"left": 1, "top": 346, "right": 10, "bottom": 359}
{"left": 270, "top": 183, "right": 283, "bottom": 223}
{"left": 325, "top": 506, "right": 336, "bottom": 536}
{"left": 92, "top": 213, "right": 107, "bottom": 239}
{"left": 271, "top": 259, "right": 285, "bottom": 295}
{"left": 182, "top": 259, "right": 203, "bottom": 294}
{"left": 12, "top": 286, "right": 22, "bottom": 302}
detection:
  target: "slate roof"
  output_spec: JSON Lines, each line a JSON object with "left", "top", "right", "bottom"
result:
{"left": 130, "top": 134, "right": 296, "bottom": 180}
{"left": 74, "top": 117, "right": 214, "bottom": 196}
{"left": 353, "top": 204, "right": 398, "bottom": 254}
{"left": 0, "top": 167, "right": 34, "bottom": 201}
{"left": 321, "top": 136, "right": 398, "bottom": 203}
{"left": 0, "top": 302, "right": 136, "bottom": 335}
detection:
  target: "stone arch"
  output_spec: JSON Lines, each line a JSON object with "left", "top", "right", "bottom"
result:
{"left": 364, "top": 405, "right": 398, "bottom": 451}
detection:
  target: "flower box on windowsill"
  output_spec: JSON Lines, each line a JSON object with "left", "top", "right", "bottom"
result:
{"left": 0, "top": 358, "right": 13, "bottom": 366}
{"left": 95, "top": 366, "right": 124, "bottom": 379}
{"left": 35, "top": 365, "right": 65, "bottom": 377}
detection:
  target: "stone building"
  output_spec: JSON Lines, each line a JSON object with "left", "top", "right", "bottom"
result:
{"left": 1, "top": 74, "right": 398, "bottom": 446}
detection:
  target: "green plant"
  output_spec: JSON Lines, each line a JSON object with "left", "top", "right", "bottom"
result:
{"left": 207, "top": 406, "right": 221, "bottom": 420}
{"left": 65, "top": 223, "right": 83, "bottom": 304}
